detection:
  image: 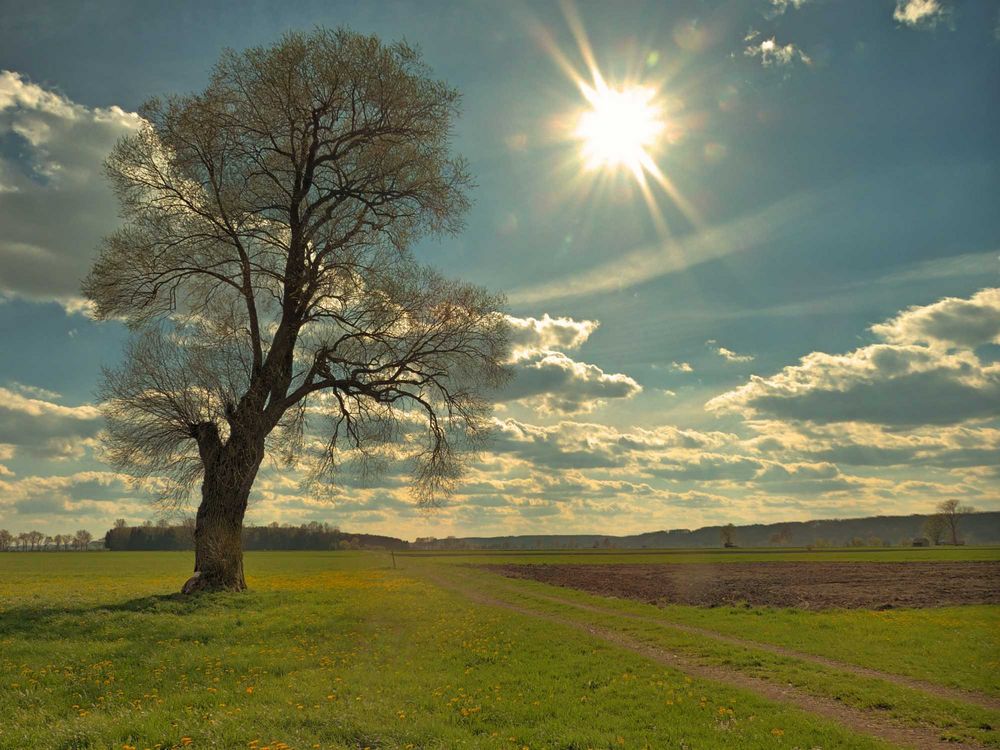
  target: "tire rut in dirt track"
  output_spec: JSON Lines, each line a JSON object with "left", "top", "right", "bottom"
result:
{"left": 421, "top": 568, "right": 988, "bottom": 750}
{"left": 480, "top": 578, "right": 1000, "bottom": 713}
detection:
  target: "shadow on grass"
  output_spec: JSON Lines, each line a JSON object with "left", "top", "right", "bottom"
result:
{"left": 0, "top": 590, "right": 252, "bottom": 639}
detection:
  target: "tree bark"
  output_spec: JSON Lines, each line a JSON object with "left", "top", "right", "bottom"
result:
{"left": 182, "top": 428, "right": 264, "bottom": 594}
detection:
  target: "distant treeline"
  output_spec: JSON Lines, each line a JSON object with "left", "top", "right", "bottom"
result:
{"left": 104, "top": 521, "right": 407, "bottom": 551}
{"left": 411, "top": 512, "right": 1000, "bottom": 550}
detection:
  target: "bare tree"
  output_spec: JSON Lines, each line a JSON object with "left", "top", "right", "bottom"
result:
{"left": 73, "top": 530, "right": 93, "bottom": 551}
{"left": 83, "top": 28, "right": 509, "bottom": 592}
{"left": 0, "top": 529, "right": 11, "bottom": 551}
{"left": 936, "top": 499, "right": 974, "bottom": 545}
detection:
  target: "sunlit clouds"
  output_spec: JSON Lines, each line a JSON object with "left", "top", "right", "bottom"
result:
{"left": 502, "top": 313, "right": 640, "bottom": 414}
{"left": 0, "top": 71, "right": 142, "bottom": 312}
{"left": 707, "top": 289, "right": 1000, "bottom": 427}
{"left": 0, "top": 0, "right": 998, "bottom": 539}
{"left": 894, "top": 0, "right": 948, "bottom": 28}
{"left": 744, "top": 33, "right": 812, "bottom": 67}
{"left": 706, "top": 340, "right": 755, "bottom": 363}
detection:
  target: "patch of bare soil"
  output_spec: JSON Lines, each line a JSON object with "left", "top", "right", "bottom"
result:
{"left": 483, "top": 561, "right": 1000, "bottom": 609}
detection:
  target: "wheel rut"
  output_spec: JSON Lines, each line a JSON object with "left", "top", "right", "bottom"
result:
{"left": 498, "top": 581, "right": 1000, "bottom": 712}
{"left": 421, "top": 567, "right": 990, "bottom": 750}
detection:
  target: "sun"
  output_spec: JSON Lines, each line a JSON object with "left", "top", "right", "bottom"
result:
{"left": 575, "top": 78, "right": 665, "bottom": 177}
{"left": 533, "top": 2, "right": 701, "bottom": 233}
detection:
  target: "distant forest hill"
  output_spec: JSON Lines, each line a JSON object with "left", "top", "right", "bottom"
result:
{"left": 98, "top": 512, "right": 1000, "bottom": 552}
{"left": 411, "top": 512, "right": 1000, "bottom": 551}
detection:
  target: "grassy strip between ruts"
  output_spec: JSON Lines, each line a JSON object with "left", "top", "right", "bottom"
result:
{"left": 428, "top": 558, "right": 1000, "bottom": 697}
{"left": 0, "top": 551, "right": 899, "bottom": 750}
{"left": 419, "top": 562, "right": 1000, "bottom": 748}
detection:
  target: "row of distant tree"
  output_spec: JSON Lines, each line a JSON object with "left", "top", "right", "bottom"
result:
{"left": 104, "top": 520, "right": 408, "bottom": 551}
{"left": 0, "top": 529, "right": 94, "bottom": 551}
{"left": 1, "top": 501, "right": 979, "bottom": 553}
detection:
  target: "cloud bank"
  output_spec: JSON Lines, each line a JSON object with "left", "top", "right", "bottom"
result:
{"left": 708, "top": 289, "right": 1000, "bottom": 427}
{"left": 0, "top": 71, "right": 141, "bottom": 311}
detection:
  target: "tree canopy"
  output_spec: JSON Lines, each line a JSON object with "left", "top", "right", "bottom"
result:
{"left": 83, "top": 28, "right": 509, "bottom": 590}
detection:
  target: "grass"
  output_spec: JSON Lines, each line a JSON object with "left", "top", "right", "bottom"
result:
{"left": 442, "top": 561, "right": 1000, "bottom": 696}
{"left": 0, "top": 550, "right": 994, "bottom": 749}
{"left": 431, "top": 563, "right": 1000, "bottom": 747}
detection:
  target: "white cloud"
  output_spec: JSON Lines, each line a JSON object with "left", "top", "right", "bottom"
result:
{"left": 0, "top": 385, "right": 101, "bottom": 458}
{"left": 893, "top": 0, "right": 946, "bottom": 28}
{"left": 491, "top": 418, "right": 736, "bottom": 470}
{"left": 708, "top": 289, "right": 1000, "bottom": 427}
{"left": 768, "top": 0, "right": 813, "bottom": 15}
{"left": 501, "top": 313, "right": 639, "bottom": 414}
{"left": 506, "top": 313, "right": 598, "bottom": 359}
{"left": 748, "top": 420, "right": 1000, "bottom": 470}
{"left": 0, "top": 70, "right": 142, "bottom": 310}
{"left": 502, "top": 350, "right": 641, "bottom": 414}
{"left": 745, "top": 35, "right": 812, "bottom": 67}
{"left": 707, "top": 339, "right": 755, "bottom": 363}
{"left": 871, "top": 288, "right": 1000, "bottom": 350}
{"left": 670, "top": 361, "right": 693, "bottom": 372}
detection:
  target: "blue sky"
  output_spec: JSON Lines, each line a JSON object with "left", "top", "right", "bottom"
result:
{"left": 1, "top": 0, "right": 998, "bottom": 538}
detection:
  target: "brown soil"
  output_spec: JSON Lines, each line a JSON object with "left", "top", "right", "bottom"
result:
{"left": 484, "top": 561, "right": 1000, "bottom": 609}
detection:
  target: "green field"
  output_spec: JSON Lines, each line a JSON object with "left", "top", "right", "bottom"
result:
{"left": 1, "top": 549, "right": 997, "bottom": 750}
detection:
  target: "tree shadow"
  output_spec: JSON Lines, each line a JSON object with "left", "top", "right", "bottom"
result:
{"left": 0, "top": 591, "right": 232, "bottom": 639}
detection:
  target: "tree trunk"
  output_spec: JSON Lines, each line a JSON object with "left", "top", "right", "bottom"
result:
{"left": 182, "top": 430, "right": 264, "bottom": 594}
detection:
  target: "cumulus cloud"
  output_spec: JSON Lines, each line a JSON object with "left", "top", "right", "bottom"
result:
{"left": 0, "top": 470, "right": 139, "bottom": 517}
{"left": 768, "top": 0, "right": 813, "bottom": 15}
{"left": 670, "top": 361, "right": 693, "bottom": 372}
{"left": 505, "top": 313, "right": 598, "bottom": 359}
{"left": 711, "top": 345, "right": 1000, "bottom": 426}
{"left": 0, "top": 70, "right": 142, "bottom": 310}
{"left": 649, "top": 453, "right": 763, "bottom": 482}
{"left": 707, "top": 339, "right": 755, "bottom": 363}
{"left": 501, "top": 351, "right": 641, "bottom": 413}
{"left": 491, "top": 418, "right": 736, "bottom": 471}
{"left": 893, "top": 0, "right": 947, "bottom": 28}
{"left": 501, "top": 313, "right": 640, "bottom": 414}
{"left": 744, "top": 34, "right": 812, "bottom": 67}
{"left": 0, "top": 385, "right": 101, "bottom": 458}
{"left": 708, "top": 289, "right": 1000, "bottom": 427}
{"left": 748, "top": 419, "right": 1000, "bottom": 471}
{"left": 871, "top": 288, "right": 1000, "bottom": 350}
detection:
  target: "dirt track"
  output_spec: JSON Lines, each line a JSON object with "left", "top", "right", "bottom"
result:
{"left": 485, "top": 561, "right": 1000, "bottom": 609}
{"left": 424, "top": 566, "right": 992, "bottom": 750}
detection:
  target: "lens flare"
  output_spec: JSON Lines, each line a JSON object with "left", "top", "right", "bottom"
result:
{"left": 530, "top": 0, "right": 703, "bottom": 234}
{"left": 575, "top": 80, "right": 665, "bottom": 177}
